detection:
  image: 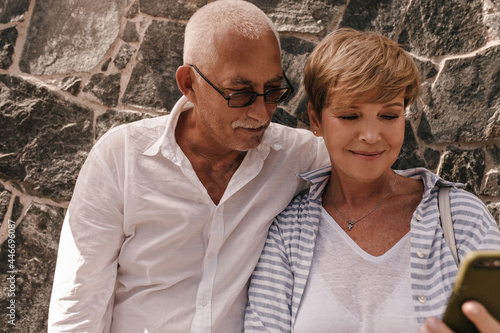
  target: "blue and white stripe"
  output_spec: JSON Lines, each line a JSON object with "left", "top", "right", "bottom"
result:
{"left": 244, "top": 167, "right": 500, "bottom": 332}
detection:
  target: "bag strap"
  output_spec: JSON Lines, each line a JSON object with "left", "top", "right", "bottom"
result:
{"left": 438, "top": 186, "right": 460, "bottom": 266}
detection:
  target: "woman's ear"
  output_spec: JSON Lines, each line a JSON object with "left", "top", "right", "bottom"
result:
{"left": 308, "top": 102, "right": 322, "bottom": 136}
{"left": 176, "top": 65, "right": 196, "bottom": 104}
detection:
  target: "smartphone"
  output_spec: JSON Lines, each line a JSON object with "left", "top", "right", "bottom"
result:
{"left": 442, "top": 250, "right": 500, "bottom": 333}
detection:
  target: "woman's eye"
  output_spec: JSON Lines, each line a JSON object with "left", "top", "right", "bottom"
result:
{"left": 339, "top": 115, "right": 358, "bottom": 120}
{"left": 381, "top": 114, "right": 399, "bottom": 120}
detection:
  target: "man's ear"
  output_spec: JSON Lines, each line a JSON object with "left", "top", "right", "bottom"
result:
{"left": 308, "top": 102, "right": 322, "bottom": 136}
{"left": 176, "top": 65, "right": 197, "bottom": 104}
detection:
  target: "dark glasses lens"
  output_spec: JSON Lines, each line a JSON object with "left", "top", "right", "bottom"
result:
{"left": 265, "top": 88, "right": 292, "bottom": 103}
{"left": 228, "top": 92, "right": 256, "bottom": 107}
{"left": 227, "top": 88, "right": 293, "bottom": 108}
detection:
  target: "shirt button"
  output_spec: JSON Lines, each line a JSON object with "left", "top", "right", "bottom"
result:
{"left": 418, "top": 295, "right": 427, "bottom": 303}
{"left": 415, "top": 213, "right": 422, "bottom": 221}
{"left": 417, "top": 250, "right": 425, "bottom": 258}
{"left": 200, "top": 300, "right": 208, "bottom": 306}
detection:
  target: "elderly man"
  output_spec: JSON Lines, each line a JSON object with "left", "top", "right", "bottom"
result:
{"left": 48, "top": 1, "right": 328, "bottom": 332}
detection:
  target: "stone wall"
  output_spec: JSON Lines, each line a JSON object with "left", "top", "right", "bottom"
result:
{"left": 0, "top": 0, "right": 499, "bottom": 331}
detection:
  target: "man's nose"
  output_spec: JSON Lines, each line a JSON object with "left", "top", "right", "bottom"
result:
{"left": 247, "top": 95, "right": 273, "bottom": 123}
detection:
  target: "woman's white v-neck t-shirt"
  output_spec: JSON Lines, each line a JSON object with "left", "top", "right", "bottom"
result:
{"left": 294, "top": 207, "right": 420, "bottom": 333}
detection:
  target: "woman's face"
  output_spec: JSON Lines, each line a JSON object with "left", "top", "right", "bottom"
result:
{"left": 309, "top": 91, "right": 406, "bottom": 183}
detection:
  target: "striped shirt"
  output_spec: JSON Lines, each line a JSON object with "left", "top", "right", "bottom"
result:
{"left": 245, "top": 166, "right": 500, "bottom": 332}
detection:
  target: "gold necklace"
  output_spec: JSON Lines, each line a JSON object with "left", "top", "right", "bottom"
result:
{"left": 328, "top": 173, "right": 397, "bottom": 231}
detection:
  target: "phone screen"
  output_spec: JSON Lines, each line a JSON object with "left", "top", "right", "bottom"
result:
{"left": 442, "top": 251, "right": 500, "bottom": 333}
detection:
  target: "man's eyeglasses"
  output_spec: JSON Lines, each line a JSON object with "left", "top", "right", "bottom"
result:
{"left": 189, "top": 64, "right": 294, "bottom": 108}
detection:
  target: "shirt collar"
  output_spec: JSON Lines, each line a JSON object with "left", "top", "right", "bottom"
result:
{"left": 143, "top": 95, "right": 284, "bottom": 159}
{"left": 297, "top": 166, "right": 463, "bottom": 202}
{"left": 143, "top": 95, "right": 193, "bottom": 158}
{"left": 396, "top": 167, "right": 463, "bottom": 198}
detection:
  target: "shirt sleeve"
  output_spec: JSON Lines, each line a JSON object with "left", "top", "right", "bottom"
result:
{"left": 244, "top": 217, "right": 293, "bottom": 333}
{"left": 48, "top": 143, "right": 125, "bottom": 333}
{"left": 451, "top": 187, "right": 500, "bottom": 258}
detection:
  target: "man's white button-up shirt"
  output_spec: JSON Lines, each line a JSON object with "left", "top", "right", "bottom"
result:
{"left": 48, "top": 96, "right": 328, "bottom": 333}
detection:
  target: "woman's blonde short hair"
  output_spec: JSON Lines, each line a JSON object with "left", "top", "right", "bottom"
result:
{"left": 304, "top": 28, "right": 421, "bottom": 119}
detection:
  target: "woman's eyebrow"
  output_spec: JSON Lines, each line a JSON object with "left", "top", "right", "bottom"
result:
{"left": 382, "top": 102, "right": 404, "bottom": 108}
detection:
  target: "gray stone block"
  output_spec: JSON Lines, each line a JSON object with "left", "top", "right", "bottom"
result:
{"left": 122, "top": 20, "right": 184, "bottom": 111}
{"left": 19, "top": 0, "right": 128, "bottom": 75}
{"left": 59, "top": 76, "right": 82, "bottom": 96}
{"left": 0, "top": 0, "right": 30, "bottom": 23}
{"left": 122, "top": 21, "right": 140, "bottom": 43}
{"left": 83, "top": 73, "right": 121, "bottom": 107}
{"left": 440, "top": 146, "right": 485, "bottom": 195}
{"left": 393, "top": 120, "right": 425, "bottom": 170}
{"left": 424, "top": 46, "right": 500, "bottom": 143}
{"left": 339, "top": 0, "right": 406, "bottom": 38}
{"left": 139, "top": 0, "right": 205, "bottom": 20}
{"left": 95, "top": 109, "right": 154, "bottom": 141}
{"left": 249, "top": 0, "right": 347, "bottom": 34}
{"left": 0, "top": 27, "right": 17, "bottom": 70}
{"left": 404, "top": 0, "right": 487, "bottom": 57}
{"left": 483, "top": 172, "right": 500, "bottom": 196}
{"left": 114, "top": 43, "right": 137, "bottom": 70}
{"left": 0, "top": 75, "right": 94, "bottom": 202}
{"left": 0, "top": 202, "right": 65, "bottom": 333}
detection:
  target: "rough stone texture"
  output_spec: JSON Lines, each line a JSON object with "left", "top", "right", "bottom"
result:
{"left": 114, "top": 43, "right": 136, "bottom": 70}
{"left": 414, "top": 58, "right": 439, "bottom": 82}
{"left": 440, "top": 146, "right": 485, "bottom": 194}
{"left": 339, "top": 0, "right": 407, "bottom": 38}
{"left": 486, "top": 109, "right": 500, "bottom": 138}
{"left": 83, "top": 73, "right": 121, "bottom": 107}
{"left": 393, "top": 120, "right": 425, "bottom": 170}
{"left": 487, "top": 144, "right": 500, "bottom": 166}
{"left": 19, "top": 0, "right": 129, "bottom": 75}
{"left": 101, "top": 58, "right": 112, "bottom": 72}
{"left": 0, "top": 0, "right": 499, "bottom": 331}
{"left": 95, "top": 109, "right": 154, "bottom": 141}
{"left": 485, "top": 13, "right": 500, "bottom": 38}
{"left": 59, "top": 76, "right": 82, "bottom": 96}
{"left": 423, "top": 148, "right": 441, "bottom": 171}
{"left": 404, "top": 0, "right": 487, "bottom": 57}
{"left": 272, "top": 108, "right": 298, "bottom": 128}
{"left": 122, "top": 20, "right": 185, "bottom": 112}
{"left": 423, "top": 46, "right": 500, "bottom": 143}
{"left": 122, "top": 21, "right": 140, "bottom": 43}
{"left": 0, "top": 27, "right": 17, "bottom": 70}
{"left": 488, "top": 202, "right": 500, "bottom": 225}
{"left": 0, "top": 75, "right": 94, "bottom": 202}
{"left": 0, "top": 0, "right": 30, "bottom": 23}
{"left": 0, "top": 202, "right": 64, "bottom": 333}
{"left": 279, "top": 35, "right": 316, "bottom": 126}
{"left": 139, "top": 0, "right": 205, "bottom": 20}
{"left": 484, "top": 171, "right": 500, "bottom": 196}
{"left": 11, "top": 196, "right": 23, "bottom": 223}
{"left": 249, "top": 0, "right": 347, "bottom": 34}
{"left": 125, "top": 1, "right": 139, "bottom": 19}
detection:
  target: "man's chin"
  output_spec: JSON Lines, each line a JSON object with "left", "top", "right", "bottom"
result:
{"left": 233, "top": 137, "right": 263, "bottom": 152}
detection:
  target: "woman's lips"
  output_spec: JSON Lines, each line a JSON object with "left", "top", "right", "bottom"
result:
{"left": 350, "top": 150, "right": 384, "bottom": 161}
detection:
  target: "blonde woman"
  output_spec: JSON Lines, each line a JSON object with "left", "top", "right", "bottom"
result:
{"left": 244, "top": 28, "right": 500, "bottom": 332}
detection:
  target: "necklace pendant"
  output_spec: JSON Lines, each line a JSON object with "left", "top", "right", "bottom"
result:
{"left": 348, "top": 221, "right": 354, "bottom": 231}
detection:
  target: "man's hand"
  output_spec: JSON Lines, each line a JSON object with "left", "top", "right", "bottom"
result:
{"left": 419, "top": 301, "right": 500, "bottom": 333}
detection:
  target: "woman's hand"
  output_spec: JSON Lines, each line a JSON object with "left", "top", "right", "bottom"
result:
{"left": 420, "top": 301, "right": 500, "bottom": 333}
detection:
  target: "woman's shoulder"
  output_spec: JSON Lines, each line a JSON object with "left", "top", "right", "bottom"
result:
{"left": 448, "top": 186, "right": 492, "bottom": 218}
{"left": 274, "top": 189, "right": 322, "bottom": 229}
